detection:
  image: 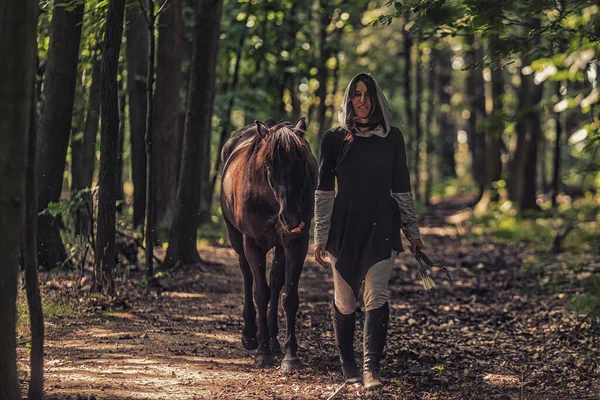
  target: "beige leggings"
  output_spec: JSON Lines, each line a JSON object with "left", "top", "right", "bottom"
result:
{"left": 330, "top": 252, "right": 396, "bottom": 315}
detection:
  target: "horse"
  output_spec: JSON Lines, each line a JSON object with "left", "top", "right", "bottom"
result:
{"left": 220, "top": 118, "right": 317, "bottom": 372}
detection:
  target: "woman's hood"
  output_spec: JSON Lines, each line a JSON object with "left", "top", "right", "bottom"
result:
{"left": 337, "top": 73, "right": 393, "bottom": 136}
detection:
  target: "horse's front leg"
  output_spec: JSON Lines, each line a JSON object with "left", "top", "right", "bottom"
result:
{"left": 268, "top": 245, "right": 285, "bottom": 356}
{"left": 243, "top": 237, "right": 271, "bottom": 368}
{"left": 280, "top": 233, "right": 309, "bottom": 373}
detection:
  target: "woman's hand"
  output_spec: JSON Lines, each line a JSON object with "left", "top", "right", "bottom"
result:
{"left": 313, "top": 244, "right": 328, "bottom": 267}
{"left": 409, "top": 238, "right": 425, "bottom": 254}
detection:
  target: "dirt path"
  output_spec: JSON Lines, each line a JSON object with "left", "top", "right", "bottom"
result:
{"left": 18, "top": 229, "right": 600, "bottom": 399}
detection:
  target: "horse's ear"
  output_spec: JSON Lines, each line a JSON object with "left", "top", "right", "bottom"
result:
{"left": 294, "top": 117, "right": 307, "bottom": 134}
{"left": 255, "top": 121, "right": 269, "bottom": 139}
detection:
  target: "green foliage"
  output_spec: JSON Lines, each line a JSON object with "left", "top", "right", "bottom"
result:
{"left": 569, "top": 275, "right": 600, "bottom": 317}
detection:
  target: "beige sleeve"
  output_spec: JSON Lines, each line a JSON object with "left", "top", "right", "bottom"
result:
{"left": 391, "top": 192, "right": 421, "bottom": 240}
{"left": 314, "top": 190, "right": 335, "bottom": 245}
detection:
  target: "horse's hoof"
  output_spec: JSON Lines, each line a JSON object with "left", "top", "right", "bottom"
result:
{"left": 242, "top": 335, "right": 259, "bottom": 350}
{"left": 280, "top": 356, "right": 302, "bottom": 374}
{"left": 253, "top": 353, "right": 271, "bottom": 368}
{"left": 270, "top": 338, "right": 283, "bottom": 356}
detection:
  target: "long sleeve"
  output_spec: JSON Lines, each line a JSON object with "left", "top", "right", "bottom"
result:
{"left": 314, "top": 190, "right": 335, "bottom": 245}
{"left": 314, "top": 130, "right": 337, "bottom": 245}
{"left": 391, "top": 129, "right": 420, "bottom": 240}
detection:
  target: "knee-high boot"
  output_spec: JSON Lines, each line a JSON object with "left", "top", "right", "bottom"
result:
{"left": 331, "top": 302, "right": 362, "bottom": 383}
{"left": 363, "top": 302, "right": 389, "bottom": 389}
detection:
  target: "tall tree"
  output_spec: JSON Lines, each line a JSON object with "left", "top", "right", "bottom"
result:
{"left": 465, "top": 35, "right": 487, "bottom": 194}
{"left": 36, "top": 0, "right": 85, "bottom": 269}
{"left": 552, "top": 79, "right": 563, "bottom": 207}
{"left": 126, "top": 0, "right": 149, "bottom": 228}
{"left": 94, "top": 0, "right": 126, "bottom": 293}
{"left": 475, "top": 35, "right": 504, "bottom": 214}
{"left": 72, "top": 49, "right": 102, "bottom": 235}
{"left": 424, "top": 40, "right": 437, "bottom": 203}
{"left": 163, "top": 0, "right": 224, "bottom": 269}
{"left": 0, "top": 0, "right": 37, "bottom": 395}
{"left": 210, "top": 13, "right": 248, "bottom": 200}
{"left": 24, "top": 71, "right": 44, "bottom": 400}
{"left": 413, "top": 36, "right": 423, "bottom": 201}
{"left": 153, "top": 0, "right": 184, "bottom": 231}
{"left": 436, "top": 44, "right": 456, "bottom": 179}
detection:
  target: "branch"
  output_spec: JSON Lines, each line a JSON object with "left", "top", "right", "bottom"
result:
{"left": 136, "top": 0, "right": 151, "bottom": 25}
{"left": 155, "top": 0, "right": 170, "bottom": 17}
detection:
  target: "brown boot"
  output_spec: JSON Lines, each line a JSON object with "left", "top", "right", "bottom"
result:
{"left": 363, "top": 302, "right": 389, "bottom": 389}
{"left": 331, "top": 302, "right": 362, "bottom": 384}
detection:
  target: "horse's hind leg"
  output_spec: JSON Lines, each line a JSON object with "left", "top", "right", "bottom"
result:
{"left": 225, "top": 220, "right": 258, "bottom": 350}
{"left": 280, "top": 234, "right": 309, "bottom": 373}
{"left": 243, "top": 237, "right": 271, "bottom": 368}
{"left": 268, "top": 245, "right": 285, "bottom": 356}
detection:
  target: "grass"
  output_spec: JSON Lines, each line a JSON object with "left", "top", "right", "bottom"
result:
{"left": 16, "top": 287, "right": 79, "bottom": 338}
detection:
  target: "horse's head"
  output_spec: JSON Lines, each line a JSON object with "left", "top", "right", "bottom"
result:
{"left": 255, "top": 117, "right": 311, "bottom": 237}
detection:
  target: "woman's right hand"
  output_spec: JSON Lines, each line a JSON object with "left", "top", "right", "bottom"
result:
{"left": 313, "top": 244, "right": 328, "bottom": 268}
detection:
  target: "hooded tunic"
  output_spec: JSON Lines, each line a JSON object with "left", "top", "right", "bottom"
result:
{"left": 315, "top": 73, "right": 419, "bottom": 295}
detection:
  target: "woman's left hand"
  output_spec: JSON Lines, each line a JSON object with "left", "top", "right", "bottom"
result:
{"left": 409, "top": 238, "right": 424, "bottom": 254}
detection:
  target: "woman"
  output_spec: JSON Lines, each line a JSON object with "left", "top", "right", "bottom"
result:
{"left": 313, "top": 73, "right": 424, "bottom": 389}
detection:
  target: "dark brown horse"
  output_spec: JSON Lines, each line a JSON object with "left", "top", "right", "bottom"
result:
{"left": 220, "top": 118, "right": 317, "bottom": 372}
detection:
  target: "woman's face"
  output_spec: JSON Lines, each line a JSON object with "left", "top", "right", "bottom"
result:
{"left": 351, "top": 80, "right": 371, "bottom": 122}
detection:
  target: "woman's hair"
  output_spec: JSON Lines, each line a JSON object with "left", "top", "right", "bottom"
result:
{"left": 344, "top": 73, "right": 384, "bottom": 138}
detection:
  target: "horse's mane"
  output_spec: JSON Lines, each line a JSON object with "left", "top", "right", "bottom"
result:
{"left": 244, "top": 121, "right": 311, "bottom": 173}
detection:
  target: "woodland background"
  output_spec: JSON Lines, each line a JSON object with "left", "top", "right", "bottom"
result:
{"left": 0, "top": 0, "right": 599, "bottom": 399}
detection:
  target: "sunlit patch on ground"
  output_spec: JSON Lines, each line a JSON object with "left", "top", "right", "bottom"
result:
{"left": 483, "top": 373, "right": 521, "bottom": 387}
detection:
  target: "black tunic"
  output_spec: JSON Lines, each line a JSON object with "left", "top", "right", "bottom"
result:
{"left": 317, "top": 126, "right": 412, "bottom": 294}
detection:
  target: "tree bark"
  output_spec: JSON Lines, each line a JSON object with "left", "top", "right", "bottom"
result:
{"left": 36, "top": 0, "right": 85, "bottom": 269}
{"left": 403, "top": 24, "right": 413, "bottom": 137}
{"left": 144, "top": 0, "right": 157, "bottom": 280}
{"left": 413, "top": 37, "right": 423, "bottom": 201}
{"left": 153, "top": 0, "right": 183, "bottom": 231}
{"left": 24, "top": 72, "right": 44, "bottom": 400}
{"left": 210, "top": 18, "right": 247, "bottom": 199}
{"left": 72, "top": 50, "right": 101, "bottom": 235}
{"left": 0, "top": 0, "right": 37, "bottom": 395}
{"left": 164, "top": 0, "right": 223, "bottom": 269}
{"left": 552, "top": 80, "right": 563, "bottom": 206}
{"left": 94, "top": 0, "right": 126, "bottom": 294}
{"left": 466, "top": 35, "right": 487, "bottom": 193}
{"left": 316, "top": 1, "right": 333, "bottom": 142}
{"left": 475, "top": 35, "right": 504, "bottom": 214}
{"left": 436, "top": 45, "right": 456, "bottom": 179}
{"left": 424, "top": 41, "right": 436, "bottom": 204}
{"left": 126, "top": 0, "right": 149, "bottom": 228}
{"left": 520, "top": 82, "right": 544, "bottom": 210}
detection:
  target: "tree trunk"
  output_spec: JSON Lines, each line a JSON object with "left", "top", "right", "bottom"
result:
{"left": 210, "top": 18, "right": 247, "bottom": 199}
{"left": 552, "top": 80, "right": 563, "bottom": 207}
{"left": 72, "top": 50, "right": 101, "bottom": 235}
{"left": 153, "top": 0, "right": 183, "bottom": 231}
{"left": 93, "top": 0, "right": 125, "bottom": 294}
{"left": 126, "top": 0, "right": 149, "bottom": 228}
{"left": 316, "top": 1, "right": 332, "bottom": 142}
{"left": 24, "top": 71, "right": 44, "bottom": 400}
{"left": 436, "top": 45, "right": 456, "bottom": 179}
{"left": 520, "top": 82, "right": 544, "bottom": 210}
{"left": 403, "top": 25, "right": 413, "bottom": 137}
{"left": 413, "top": 37, "right": 422, "bottom": 201}
{"left": 164, "top": 0, "right": 223, "bottom": 269}
{"left": 475, "top": 35, "right": 504, "bottom": 214}
{"left": 466, "top": 35, "right": 487, "bottom": 194}
{"left": 36, "top": 0, "right": 85, "bottom": 269}
{"left": 0, "top": 0, "right": 36, "bottom": 394}
{"left": 116, "top": 86, "right": 126, "bottom": 212}
{"left": 424, "top": 41, "right": 436, "bottom": 204}
{"left": 144, "top": 0, "right": 157, "bottom": 280}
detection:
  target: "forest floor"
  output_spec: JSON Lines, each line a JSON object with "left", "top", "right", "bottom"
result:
{"left": 16, "top": 208, "right": 600, "bottom": 400}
